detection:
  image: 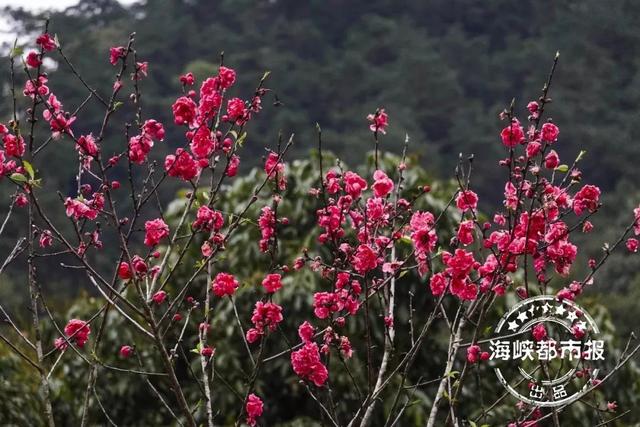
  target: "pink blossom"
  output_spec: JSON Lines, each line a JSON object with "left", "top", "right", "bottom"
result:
{"left": 118, "top": 261, "right": 132, "bottom": 280}
{"left": 262, "top": 273, "right": 283, "bottom": 293}
{"left": 179, "top": 72, "right": 194, "bottom": 86}
{"left": 15, "top": 193, "right": 28, "bottom": 207}
{"left": 626, "top": 238, "right": 639, "bottom": 253}
{"left": 218, "top": 66, "right": 237, "bottom": 89}
{"left": 352, "top": 244, "right": 378, "bottom": 273}
{"left": 264, "top": 151, "right": 286, "bottom": 190}
{"left": 372, "top": 170, "right": 394, "bottom": 197}
{"left": 192, "top": 206, "right": 224, "bottom": 232}
{"left": 456, "top": 190, "right": 478, "bottom": 212}
{"left": 544, "top": 150, "right": 560, "bottom": 169}
{"left": 532, "top": 323, "right": 547, "bottom": 342}
{"left": 430, "top": 272, "right": 447, "bottom": 296}
{"left": 225, "top": 97, "right": 248, "bottom": 125}
{"left": 64, "top": 198, "right": 98, "bottom": 221}
{"left": 39, "top": 230, "right": 53, "bottom": 248}
{"left": 634, "top": 205, "right": 640, "bottom": 235}
{"left": 201, "top": 346, "right": 215, "bottom": 358}
{"left": 63, "top": 319, "right": 91, "bottom": 348}
{"left": 3, "top": 134, "right": 25, "bottom": 157}
{"left": 298, "top": 321, "right": 315, "bottom": 343}
{"left": 165, "top": 148, "right": 199, "bottom": 181}
{"left": 23, "top": 75, "right": 49, "bottom": 98}
{"left": 172, "top": 96, "right": 198, "bottom": 126}
{"left": 128, "top": 134, "right": 153, "bottom": 164}
{"left": 144, "top": 218, "right": 169, "bottom": 246}
{"left": 212, "top": 272, "right": 239, "bottom": 297}
{"left": 109, "top": 46, "right": 126, "bottom": 65}
{"left": 226, "top": 154, "right": 240, "bottom": 177}
{"left": 291, "top": 342, "right": 328, "bottom": 387}
{"left": 573, "top": 185, "right": 601, "bottom": 215}
{"left": 500, "top": 120, "right": 525, "bottom": 148}
{"left": 142, "top": 119, "right": 165, "bottom": 141}
{"left": 26, "top": 51, "right": 42, "bottom": 68}
{"left": 152, "top": 290, "right": 167, "bottom": 305}
{"left": 344, "top": 171, "right": 367, "bottom": 198}
{"left": 119, "top": 345, "right": 134, "bottom": 358}
{"left": 36, "top": 33, "right": 56, "bottom": 51}
{"left": 246, "top": 394, "right": 263, "bottom": 427}
{"left": 541, "top": 122, "right": 560, "bottom": 142}
{"left": 250, "top": 301, "right": 283, "bottom": 334}
{"left": 76, "top": 134, "right": 98, "bottom": 157}
{"left": 467, "top": 344, "right": 481, "bottom": 363}
{"left": 132, "top": 61, "right": 148, "bottom": 79}
{"left": 457, "top": 220, "right": 475, "bottom": 246}
{"left": 189, "top": 126, "right": 215, "bottom": 159}
{"left": 367, "top": 108, "right": 388, "bottom": 134}
{"left": 526, "top": 140, "right": 542, "bottom": 157}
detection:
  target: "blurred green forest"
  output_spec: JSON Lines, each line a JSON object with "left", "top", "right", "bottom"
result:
{"left": 1, "top": 0, "right": 640, "bottom": 424}
{"left": 2, "top": 0, "right": 640, "bottom": 333}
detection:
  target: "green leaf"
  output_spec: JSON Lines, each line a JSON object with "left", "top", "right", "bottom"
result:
{"left": 399, "top": 235, "right": 413, "bottom": 245}
{"left": 261, "top": 70, "right": 271, "bottom": 82}
{"left": 9, "top": 46, "right": 23, "bottom": 58}
{"left": 555, "top": 164, "right": 569, "bottom": 173}
{"left": 112, "top": 101, "right": 123, "bottom": 111}
{"left": 22, "top": 160, "right": 34, "bottom": 180}
{"left": 190, "top": 342, "right": 203, "bottom": 355}
{"left": 10, "top": 173, "right": 27, "bottom": 183}
{"left": 236, "top": 132, "right": 247, "bottom": 147}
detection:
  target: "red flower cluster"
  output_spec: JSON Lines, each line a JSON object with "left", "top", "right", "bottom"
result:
{"left": 55, "top": 319, "right": 91, "bottom": 350}
{"left": 212, "top": 272, "right": 239, "bottom": 297}
{"left": 246, "top": 301, "right": 283, "bottom": 343}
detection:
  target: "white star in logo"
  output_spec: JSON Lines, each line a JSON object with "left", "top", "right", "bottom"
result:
{"left": 576, "top": 321, "right": 587, "bottom": 331}
{"left": 508, "top": 320, "right": 519, "bottom": 331}
{"left": 542, "top": 303, "right": 552, "bottom": 313}
{"left": 528, "top": 305, "right": 536, "bottom": 315}
{"left": 517, "top": 311, "right": 528, "bottom": 322}
{"left": 555, "top": 305, "right": 566, "bottom": 316}
{"left": 566, "top": 311, "right": 578, "bottom": 322}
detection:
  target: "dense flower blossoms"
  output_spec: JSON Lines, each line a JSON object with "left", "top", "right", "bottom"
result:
{"left": 291, "top": 341, "right": 329, "bottom": 387}
{"left": 500, "top": 119, "right": 525, "bottom": 147}
{"left": 144, "top": 218, "right": 169, "bottom": 246}
{"left": 246, "top": 301, "right": 283, "bottom": 343}
{"left": 258, "top": 206, "right": 276, "bottom": 252}
{"left": 164, "top": 148, "right": 199, "bottom": 181}
{"left": 192, "top": 206, "right": 224, "bottom": 232}
{"left": 245, "top": 394, "right": 263, "bottom": 427}
{"left": 212, "top": 272, "right": 239, "bottom": 297}
{"left": 265, "top": 151, "right": 286, "bottom": 190}
{"left": 55, "top": 319, "right": 90, "bottom": 350}
{"left": 261, "top": 273, "right": 283, "bottom": 293}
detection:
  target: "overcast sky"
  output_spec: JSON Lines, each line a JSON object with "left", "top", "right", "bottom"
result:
{"left": 0, "top": 0, "right": 136, "bottom": 10}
